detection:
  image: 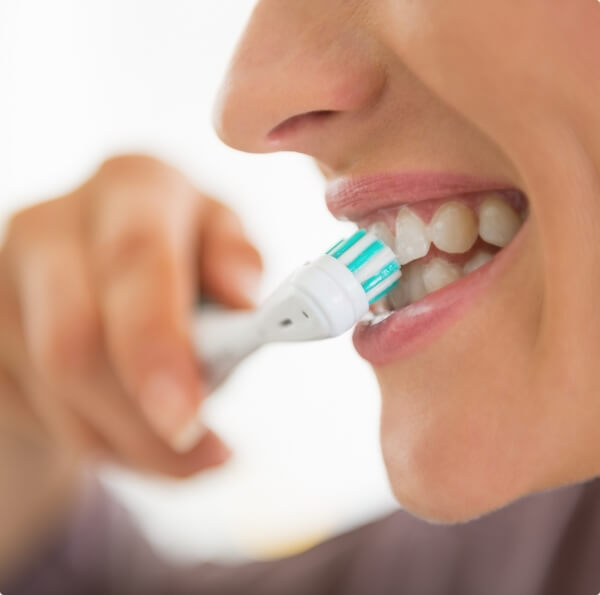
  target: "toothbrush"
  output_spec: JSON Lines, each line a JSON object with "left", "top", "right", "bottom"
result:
{"left": 192, "top": 229, "right": 401, "bottom": 389}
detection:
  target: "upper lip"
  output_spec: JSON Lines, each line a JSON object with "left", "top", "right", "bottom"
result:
{"left": 325, "top": 171, "right": 517, "bottom": 221}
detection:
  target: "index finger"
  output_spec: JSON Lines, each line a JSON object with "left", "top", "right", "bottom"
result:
{"left": 90, "top": 156, "right": 206, "bottom": 452}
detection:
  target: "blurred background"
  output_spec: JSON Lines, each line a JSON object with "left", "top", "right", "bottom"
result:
{"left": 0, "top": 0, "right": 397, "bottom": 562}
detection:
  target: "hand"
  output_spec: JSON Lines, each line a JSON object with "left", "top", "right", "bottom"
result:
{"left": 0, "top": 154, "right": 262, "bottom": 478}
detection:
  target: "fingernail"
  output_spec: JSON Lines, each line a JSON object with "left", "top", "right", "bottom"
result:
{"left": 172, "top": 417, "right": 207, "bottom": 453}
{"left": 140, "top": 371, "right": 201, "bottom": 450}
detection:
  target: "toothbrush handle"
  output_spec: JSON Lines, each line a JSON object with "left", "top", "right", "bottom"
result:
{"left": 192, "top": 306, "right": 263, "bottom": 390}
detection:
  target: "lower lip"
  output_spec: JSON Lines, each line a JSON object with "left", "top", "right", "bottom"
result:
{"left": 353, "top": 219, "right": 530, "bottom": 365}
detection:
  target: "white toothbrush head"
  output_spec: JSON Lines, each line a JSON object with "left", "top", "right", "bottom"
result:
{"left": 325, "top": 228, "right": 401, "bottom": 305}
{"left": 258, "top": 229, "right": 401, "bottom": 342}
{"left": 194, "top": 229, "right": 401, "bottom": 389}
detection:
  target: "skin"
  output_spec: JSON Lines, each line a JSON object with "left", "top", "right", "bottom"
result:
{"left": 2, "top": 0, "right": 600, "bottom": 572}
{"left": 0, "top": 156, "right": 262, "bottom": 572}
{"left": 215, "top": 0, "right": 600, "bottom": 521}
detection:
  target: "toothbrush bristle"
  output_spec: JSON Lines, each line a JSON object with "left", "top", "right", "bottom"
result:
{"left": 327, "top": 229, "right": 367, "bottom": 259}
{"left": 326, "top": 230, "right": 401, "bottom": 304}
{"left": 369, "top": 280, "right": 400, "bottom": 306}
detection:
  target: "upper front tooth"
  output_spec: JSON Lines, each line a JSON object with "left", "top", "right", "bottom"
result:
{"left": 478, "top": 195, "right": 521, "bottom": 247}
{"left": 368, "top": 222, "right": 395, "bottom": 250}
{"left": 395, "top": 207, "right": 431, "bottom": 265}
{"left": 429, "top": 201, "right": 478, "bottom": 254}
{"left": 422, "top": 258, "right": 462, "bottom": 294}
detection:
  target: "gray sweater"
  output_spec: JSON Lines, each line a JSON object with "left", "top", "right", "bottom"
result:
{"left": 4, "top": 477, "right": 600, "bottom": 595}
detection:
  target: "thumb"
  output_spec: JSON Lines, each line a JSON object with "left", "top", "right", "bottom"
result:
{"left": 198, "top": 198, "right": 263, "bottom": 309}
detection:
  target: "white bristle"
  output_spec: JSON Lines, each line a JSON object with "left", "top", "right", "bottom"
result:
{"left": 354, "top": 244, "right": 397, "bottom": 284}
{"left": 365, "top": 271, "right": 401, "bottom": 303}
{"left": 335, "top": 234, "right": 375, "bottom": 266}
{"left": 332, "top": 231, "right": 401, "bottom": 302}
{"left": 337, "top": 233, "right": 394, "bottom": 270}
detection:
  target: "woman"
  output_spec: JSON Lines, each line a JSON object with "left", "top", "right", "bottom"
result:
{"left": 2, "top": 0, "right": 600, "bottom": 593}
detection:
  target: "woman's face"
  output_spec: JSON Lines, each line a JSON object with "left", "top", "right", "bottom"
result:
{"left": 215, "top": 0, "right": 600, "bottom": 521}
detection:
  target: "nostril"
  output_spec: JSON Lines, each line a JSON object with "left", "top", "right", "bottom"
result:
{"left": 267, "top": 110, "right": 337, "bottom": 143}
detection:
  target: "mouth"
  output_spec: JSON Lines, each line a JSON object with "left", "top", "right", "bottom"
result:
{"left": 325, "top": 172, "right": 530, "bottom": 364}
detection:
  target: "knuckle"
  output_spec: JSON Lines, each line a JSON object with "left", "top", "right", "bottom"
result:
{"left": 97, "top": 225, "right": 169, "bottom": 282}
{"left": 99, "top": 154, "right": 166, "bottom": 176}
{"left": 4, "top": 199, "right": 74, "bottom": 259}
{"left": 6, "top": 205, "right": 48, "bottom": 245}
{"left": 97, "top": 155, "right": 190, "bottom": 198}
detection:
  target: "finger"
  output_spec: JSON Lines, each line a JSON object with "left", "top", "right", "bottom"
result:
{"left": 198, "top": 197, "right": 263, "bottom": 309}
{"left": 10, "top": 223, "right": 117, "bottom": 457}
{"left": 108, "top": 425, "right": 233, "bottom": 478}
{"left": 91, "top": 161, "right": 206, "bottom": 452}
{"left": 26, "top": 362, "right": 231, "bottom": 477}
{"left": 0, "top": 235, "right": 103, "bottom": 457}
{"left": 11, "top": 218, "right": 229, "bottom": 474}
{"left": 50, "top": 363, "right": 232, "bottom": 477}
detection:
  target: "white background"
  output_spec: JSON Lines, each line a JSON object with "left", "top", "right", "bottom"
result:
{"left": 0, "top": 0, "right": 397, "bottom": 560}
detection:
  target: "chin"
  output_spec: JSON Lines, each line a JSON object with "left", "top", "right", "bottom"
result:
{"left": 381, "top": 444, "right": 531, "bottom": 524}
{"left": 377, "top": 384, "right": 536, "bottom": 524}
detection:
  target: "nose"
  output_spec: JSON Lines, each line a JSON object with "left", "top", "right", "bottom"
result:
{"left": 213, "top": 0, "right": 386, "bottom": 167}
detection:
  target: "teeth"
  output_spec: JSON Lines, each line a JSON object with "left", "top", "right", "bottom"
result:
{"left": 479, "top": 195, "right": 521, "bottom": 247}
{"left": 363, "top": 193, "right": 525, "bottom": 312}
{"left": 368, "top": 222, "right": 395, "bottom": 249}
{"left": 422, "top": 258, "right": 463, "bottom": 294}
{"left": 401, "top": 260, "right": 428, "bottom": 303}
{"left": 463, "top": 250, "right": 494, "bottom": 274}
{"left": 388, "top": 280, "right": 410, "bottom": 310}
{"left": 371, "top": 297, "right": 391, "bottom": 315}
{"left": 429, "top": 201, "right": 478, "bottom": 254}
{"left": 395, "top": 207, "right": 431, "bottom": 265}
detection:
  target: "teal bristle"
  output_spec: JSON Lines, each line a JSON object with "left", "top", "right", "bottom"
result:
{"left": 347, "top": 239, "right": 385, "bottom": 272}
{"left": 361, "top": 261, "right": 401, "bottom": 293}
{"left": 329, "top": 229, "right": 367, "bottom": 258}
{"left": 325, "top": 238, "right": 345, "bottom": 255}
{"left": 327, "top": 229, "right": 401, "bottom": 304}
{"left": 369, "top": 280, "right": 400, "bottom": 305}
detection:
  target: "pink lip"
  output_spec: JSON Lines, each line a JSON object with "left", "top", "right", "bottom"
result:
{"left": 326, "top": 171, "right": 514, "bottom": 221}
{"left": 325, "top": 171, "right": 527, "bottom": 365}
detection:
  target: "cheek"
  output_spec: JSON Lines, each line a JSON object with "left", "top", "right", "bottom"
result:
{"left": 378, "top": 0, "right": 598, "bottom": 154}
{"left": 368, "top": 0, "right": 600, "bottom": 522}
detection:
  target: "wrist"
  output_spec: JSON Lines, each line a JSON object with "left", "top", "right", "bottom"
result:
{"left": 0, "top": 422, "right": 81, "bottom": 578}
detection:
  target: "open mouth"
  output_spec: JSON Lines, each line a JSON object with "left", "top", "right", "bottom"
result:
{"left": 361, "top": 190, "right": 528, "bottom": 321}
{"left": 326, "top": 172, "right": 530, "bottom": 363}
